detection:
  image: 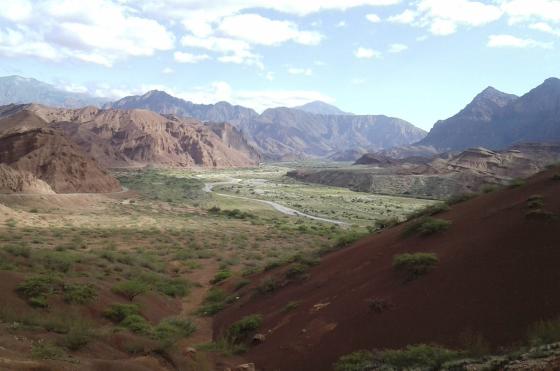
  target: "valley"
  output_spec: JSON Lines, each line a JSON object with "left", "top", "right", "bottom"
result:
{"left": 0, "top": 165, "right": 434, "bottom": 370}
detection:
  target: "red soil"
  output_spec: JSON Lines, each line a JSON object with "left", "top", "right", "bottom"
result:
{"left": 214, "top": 167, "right": 560, "bottom": 371}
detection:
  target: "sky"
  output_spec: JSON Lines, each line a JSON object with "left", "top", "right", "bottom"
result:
{"left": 0, "top": 0, "right": 559, "bottom": 130}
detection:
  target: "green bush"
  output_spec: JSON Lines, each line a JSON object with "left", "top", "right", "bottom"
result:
{"left": 197, "top": 288, "right": 234, "bottom": 316}
{"left": 31, "top": 342, "right": 67, "bottom": 360}
{"left": 154, "top": 318, "right": 196, "bottom": 346}
{"left": 552, "top": 174, "right": 560, "bottom": 181}
{"left": 528, "top": 317, "right": 560, "bottom": 346}
{"left": 527, "top": 195, "right": 544, "bottom": 209}
{"left": 17, "top": 275, "right": 62, "bottom": 307}
{"left": 285, "top": 263, "right": 308, "bottom": 280}
{"left": 5, "top": 243, "right": 31, "bottom": 258}
{"left": 409, "top": 203, "right": 450, "bottom": 219}
{"left": 211, "top": 270, "right": 232, "bottom": 285}
{"left": 380, "top": 344, "right": 460, "bottom": 369}
{"left": 103, "top": 303, "right": 141, "bottom": 322}
{"left": 63, "top": 283, "right": 97, "bottom": 304}
{"left": 42, "top": 251, "right": 75, "bottom": 273}
{"left": 403, "top": 218, "right": 451, "bottom": 237}
{"left": 120, "top": 314, "right": 151, "bottom": 334}
{"left": 234, "top": 279, "right": 251, "bottom": 291}
{"left": 508, "top": 178, "right": 526, "bottom": 188}
{"left": 226, "top": 314, "right": 263, "bottom": 343}
{"left": 60, "top": 323, "right": 93, "bottom": 351}
{"left": 447, "top": 192, "right": 477, "bottom": 205}
{"left": 393, "top": 253, "right": 439, "bottom": 281}
{"left": 155, "top": 278, "right": 190, "bottom": 297}
{"left": 334, "top": 350, "right": 374, "bottom": 371}
{"left": 112, "top": 280, "right": 149, "bottom": 301}
{"left": 374, "top": 217, "right": 400, "bottom": 230}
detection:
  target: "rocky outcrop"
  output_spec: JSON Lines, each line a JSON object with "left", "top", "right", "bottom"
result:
{"left": 0, "top": 104, "right": 261, "bottom": 169}
{"left": 0, "top": 127, "right": 121, "bottom": 193}
{"left": 0, "top": 164, "right": 54, "bottom": 194}
{"left": 289, "top": 143, "right": 560, "bottom": 199}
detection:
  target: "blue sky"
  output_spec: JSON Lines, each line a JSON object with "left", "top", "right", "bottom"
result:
{"left": 0, "top": 0, "right": 559, "bottom": 130}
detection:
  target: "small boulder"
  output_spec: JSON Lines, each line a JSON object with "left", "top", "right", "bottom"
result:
{"left": 252, "top": 333, "right": 266, "bottom": 344}
{"left": 234, "top": 363, "right": 256, "bottom": 371}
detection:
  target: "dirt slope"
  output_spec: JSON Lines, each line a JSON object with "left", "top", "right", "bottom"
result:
{"left": 215, "top": 167, "right": 560, "bottom": 371}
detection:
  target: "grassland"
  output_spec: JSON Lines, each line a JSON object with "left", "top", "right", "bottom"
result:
{"left": 0, "top": 164, "right": 435, "bottom": 369}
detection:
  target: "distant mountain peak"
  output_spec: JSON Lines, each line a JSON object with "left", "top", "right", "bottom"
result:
{"left": 294, "top": 101, "right": 352, "bottom": 115}
{"left": 471, "top": 86, "right": 517, "bottom": 107}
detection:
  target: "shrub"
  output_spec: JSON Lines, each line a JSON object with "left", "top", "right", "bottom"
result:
{"left": 226, "top": 314, "right": 263, "bottom": 343}
{"left": 112, "top": 280, "right": 149, "bottom": 301}
{"left": 528, "top": 317, "right": 560, "bottom": 346}
{"left": 17, "top": 275, "right": 62, "bottom": 308}
{"left": 374, "top": 217, "right": 400, "bottom": 230}
{"left": 282, "top": 301, "right": 300, "bottom": 312}
{"left": 403, "top": 218, "right": 451, "bottom": 237}
{"left": 508, "top": 178, "right": 526, "bottom": 188}
{"left": 367, "top": 298, "right": 391, "bottom": 314}
{"left": 334, "top": 350, "right": 374, "bottom": 371}
{"left": 5, "top": 244, "right": 31, "bottom": 258}
{"left": 63, "top": 283, "right": 97, "bottom": 304}
{"left": 379, "top": 344, "right": 460, "bottom": 369}
{"left": 197, "top": 288, "right": 232, "bottom": 316}
{"left": 393, "top": 253, "right": 438, "bottom": 281}
{"left": 103, "top": 303, "right": 140, "bottom": 322}
{"left": 210, "top": 270, "right": 232, "bottom": 285}
{"left": 447, "top": 193, "right": 477, "bottom": 205}
{"left": 60, "top": 323, "right": 93, "bottom": 351}
{"left": 285, "top": 263, "right": 308, "bottom": 280}
{"left": 527, "top": 195, "right": 544, "bottom": 209}
{"left": 256, "top": 278, "right": 277, "bottom": 295}
{"left": 459, "top": 330, "right": 491, "bottom": 358}
{"left": 31, "top": 342, "right": 67, "bottom": 360}
{"left": 234, "top": 279, "right": 251, "bottom": 291}
{"left": 155, "top": 278, "right": 190, "bottom": 297}
{"left": 552, "top": 174, "right": 560, "bottom": 181}
{"left": 42, "top": 251, "right": 75, "bottom": 273}
{"left": 120, "top": 314, "right": 151, "bottom": 334}
{"left": 525, "top": 209, "right": 557, "bottom": 221}
{"left": 409, "top": 203, "right": 450, "bottom": 220}
{"left": 154, "top": 318, "right": 196, "bottom": 346}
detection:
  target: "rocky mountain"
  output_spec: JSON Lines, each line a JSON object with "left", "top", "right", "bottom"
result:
{"left": 238, "top": 107, "right": 426, "bottom": 159}
{"left": 418, "top": 78, "right": 560, "bottom": 151}
{"left": 293, "top": 100, "right": 352, "bottom": 115}
{"left": 106, "top": 90, "right": 259, "bottom": 126}
{"left": 289, "top": 143, "right": 560, "bottom": 199}
{"left": 0, "top": 75, "right": 106, "bottom": 108}
{"left": 106, "top": 90, "right": 425, "bottom": 160}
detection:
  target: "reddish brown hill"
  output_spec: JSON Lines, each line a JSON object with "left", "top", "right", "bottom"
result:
{"left": 215, "top": 167, "right": 560, "bottom": 371}
{"left": 0, "top": 128, "right": 121, "bottom": 193}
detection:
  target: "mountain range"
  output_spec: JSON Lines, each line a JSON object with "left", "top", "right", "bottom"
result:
{"left": 0, "top": 75, "right": 106, "bottom": 108}
{"left": 108, "top": 91, "right": 426, "bottom": 160}
{"left": 418, "top": 77, "right": 560, "bottom": 151}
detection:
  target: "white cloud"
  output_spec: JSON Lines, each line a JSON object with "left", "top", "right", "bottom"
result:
{"left": 390, "top": 0, "right": 502, "bottom": 36}
{"left": 265, "top": 72, "right": 275, "bottom": 81}
{"left": 529, "top": 22, "right": 560, "bottom": 37}
{"left": 388, "top": 43, "right": 408, "bottom": 53}
{"left": 162, "top": 67, "right": 175, "bottom": 74}
{"left": 218, "top": 13, "right": 323, "bottom": 46}
{"left": 288, "top": 67, "right": 313, "bottom": 76}
{"left": 388, "top": 9, "right": 417, "bottom": 24}
{"left": 0, "top": 0, "right": 175, "bottom": 66}
{"left": 0, "top": 0, "right": 32, "bottom": 22}
{"left": 336, "top": 20, "right": 347, "bottom": 28}
{"left": 174, "top": 51, "right": 210, "bottom": 63}
{"left": 63, "top": 83, "right": 88, "bottom": 94}
{"left": 502, "top": 0, "right": 560, "bottom": 24}
{"left": 487, "top": 34, "right": 553, "bottom": 49}
{"left": 354, "top": 47, "right": 381, "bottom": 59}
{"left": 366, "top": 14, "right": 381, "bottom": 23}
{"left": 180, "top": 35, "right": 263, "bottom": 69}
